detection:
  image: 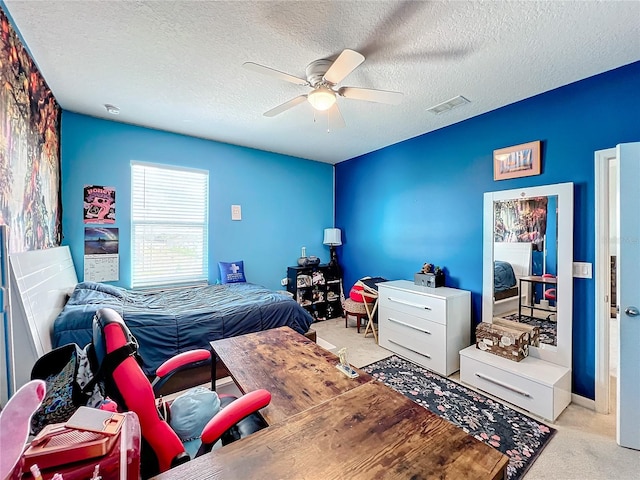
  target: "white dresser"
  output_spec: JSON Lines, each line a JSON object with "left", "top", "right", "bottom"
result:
{"left": 378, "top": 280, "right": 471, "bottom": 376}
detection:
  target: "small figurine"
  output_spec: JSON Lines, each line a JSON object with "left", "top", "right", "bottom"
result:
{"left": 336, "top": 347, "right": 358, "bottom": 378}
{"left": 338, "top": 347, "right": 349, "bottom": 367}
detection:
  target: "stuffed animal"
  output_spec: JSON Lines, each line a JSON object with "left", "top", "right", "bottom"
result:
{"left": 421, "top": 263, "right": 434, "bottom": 274}
{"left": 420, "top": 263, "right": 443, "bottom": 275}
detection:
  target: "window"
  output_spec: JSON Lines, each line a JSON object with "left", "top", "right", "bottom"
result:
{"left": 131, "top": 162, "right": 208, "bottom": 288}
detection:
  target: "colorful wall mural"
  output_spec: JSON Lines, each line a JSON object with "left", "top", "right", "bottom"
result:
{"left": 0, "top": 6, "right": 61, "bottom": 253}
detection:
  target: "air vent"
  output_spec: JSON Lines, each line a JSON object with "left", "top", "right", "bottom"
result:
{"left": 104, "top": 104, "right": 120, "bottom": 115}
{"left": 427, "top": 95, "right": 470, "bottom": 115}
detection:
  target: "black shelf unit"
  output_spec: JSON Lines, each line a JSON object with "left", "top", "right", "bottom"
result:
{"left": 287, "top": 264, "right": 343, "bottom": 321}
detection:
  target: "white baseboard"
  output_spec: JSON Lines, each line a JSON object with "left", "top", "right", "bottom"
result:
{"left": 317, "top": 337, "right": 337, "bottom": 351}
{"left": 572, "top": 393, "right": 596, "bottom": 410}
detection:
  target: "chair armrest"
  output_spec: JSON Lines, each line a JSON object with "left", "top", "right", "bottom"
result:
{"left": 151, "top": 349, "right": 211, "bottom": 394}
{"left": 200, "top": 389, "right": 271, "bottom": 446}
{"left": 156, "top": 349, "right": 211, "bottom": 377}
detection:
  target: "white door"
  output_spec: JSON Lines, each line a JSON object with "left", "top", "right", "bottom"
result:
{"left": 617, "top": 141, "right": 640, "bottom": 450}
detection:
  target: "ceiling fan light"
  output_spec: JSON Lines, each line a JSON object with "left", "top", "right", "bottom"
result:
{"left": 308, "top": 87, "right": 336, "bottom": 111}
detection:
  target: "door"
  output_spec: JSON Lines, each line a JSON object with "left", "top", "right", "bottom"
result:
{"left": 617, "top": 142, "right": 640, "bottom": 449}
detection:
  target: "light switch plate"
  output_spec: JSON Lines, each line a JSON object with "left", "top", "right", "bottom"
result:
{"left": 573, "top": 261, "right": 592, "bottom": 278}
{"left": 231, "top": 205, "right": 241, "bottom": 221}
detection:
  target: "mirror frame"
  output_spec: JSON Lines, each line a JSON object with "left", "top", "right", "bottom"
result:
{"left": 482, "top": 182, "right": 573, "bottom": 368}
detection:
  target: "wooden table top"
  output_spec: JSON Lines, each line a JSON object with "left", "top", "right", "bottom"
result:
{"left": 154, "top": 380, "right": 508, "bottom": 480}
{"left": 520, "top": 275, "right": 557, "bottom": 284}
{"left": 210, "top": 326, "right": 373, "bottom": 425}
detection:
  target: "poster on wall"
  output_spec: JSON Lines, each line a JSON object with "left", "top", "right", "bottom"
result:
{"left": 0, "top": 7, "right": 62, "bottom": 253}
{"left": 494, "top": 197, "right": 548, "bottom": 252}
{"left": 84, "top": 185, "right": 116, "bottom": 224}
{"left": 84, "top": 227, "right": 119, "bottom": 282}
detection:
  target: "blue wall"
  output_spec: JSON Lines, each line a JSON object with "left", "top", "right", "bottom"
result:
{"left": 61, "top": 112, "right": 334, "bottom": 291}
{"left": 335, "top": 61, "right": 640, "bottom": 399}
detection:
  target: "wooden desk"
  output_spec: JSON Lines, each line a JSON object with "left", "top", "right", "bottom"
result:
{"left": 210, "top": 326, "right": 372, "bottom": 425}
{"left": 154, "top": 380, "right": 508, "bottom": 480}
{"left": 518, "top": 275, "right": 557, "bottom": 319}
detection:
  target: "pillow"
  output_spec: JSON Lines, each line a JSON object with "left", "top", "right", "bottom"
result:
{"left": 170, "top": 387, "right": 221, "bottom": 458}
{"left": 218, "top": 261, "right": 246, "bottom": 284}
{"left": 349, "top": 284, "right": 374, "bottom": 303}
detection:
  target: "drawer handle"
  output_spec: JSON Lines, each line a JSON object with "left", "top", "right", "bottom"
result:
{"left": 388, "top": 339, "right": 431, "bottom": 359}
{"left": 474, "top": 373, "right": 531, "bottom": 398}
{"left": 388, "top": 296, "right": 432, "bottom": 311}
{"left": 388, "top": 317, "right": 431, "bottom": 335}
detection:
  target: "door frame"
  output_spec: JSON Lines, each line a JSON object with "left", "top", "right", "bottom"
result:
{"left": 594, "top": 147, "right": 617, "bottom": 414}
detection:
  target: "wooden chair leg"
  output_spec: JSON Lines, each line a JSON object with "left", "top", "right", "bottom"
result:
{"left": 345, "top": 309, "right": 369, "bottom": 334}
{"left": 363, "top": 300, "right": 379, "bottom": 343}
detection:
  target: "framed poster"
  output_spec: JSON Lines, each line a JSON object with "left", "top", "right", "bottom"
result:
{"left": 493, "top": 141, "right": 541, "bottom": 181}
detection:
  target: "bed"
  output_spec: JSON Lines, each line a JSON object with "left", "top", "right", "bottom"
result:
{"left": 494, "top": 260, "right": 518, "bottom": 300}
{"left": 8, "top": 246, "right": 314, "bottom": 390}
{"left": 53, "top": 281, "right": 314, "bottom": 375}
{"left": 493, "top": 242, "right": 532, "bottom": 316}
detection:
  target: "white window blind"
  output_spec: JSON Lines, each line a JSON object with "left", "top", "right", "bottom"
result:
{"left": 131, "top": 162, "right": 208, "bottom": 288}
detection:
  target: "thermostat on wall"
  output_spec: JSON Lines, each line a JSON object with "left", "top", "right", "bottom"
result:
{"left": 231, "top": 205, "right": 242, "bottom": 221}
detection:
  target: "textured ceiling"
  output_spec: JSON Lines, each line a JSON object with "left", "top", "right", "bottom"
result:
{"left": 5, "top": 1, "right": 640, "bottom": 164}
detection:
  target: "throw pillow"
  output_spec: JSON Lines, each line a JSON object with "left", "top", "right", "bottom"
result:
{"left": 219, "top": 261, "right": 246, "bottom": 284}
{"left": 349, "top": 284, "right": 374, "bottom": 303}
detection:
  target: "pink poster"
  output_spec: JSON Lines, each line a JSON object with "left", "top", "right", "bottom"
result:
{"left": 84, "top": 185, "right": 116, "bottom": 224}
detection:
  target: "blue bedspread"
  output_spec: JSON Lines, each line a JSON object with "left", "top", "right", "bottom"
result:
{"left": 53, "top": 282, "right": 314, "bottom": 375}
{"left": 494, "top": 261, "right": 517, "bottom": 292}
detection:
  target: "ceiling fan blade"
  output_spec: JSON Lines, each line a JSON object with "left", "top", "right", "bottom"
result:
{"left": 263, "top": 95, "right": 308, "bottom": 117}
{"left": 243, "top": 62, "right": 309, "bottom": 86}
{"left": 327, "top": 103, "right": 346, "bottom": 130}
{"left": 323, "top": 49, "right": 365, "bottom": 85}
{"left": 338, "top": 86, "right": 403, "bottom": 105}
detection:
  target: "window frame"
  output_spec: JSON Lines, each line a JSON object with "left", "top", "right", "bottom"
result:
{"left": 130, "top": 161, "right": 209, "bottom": 289}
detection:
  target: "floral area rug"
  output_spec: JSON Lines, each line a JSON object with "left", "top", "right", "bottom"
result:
{"left": 361, "top": 356, "right": 556, "bottom": 480}
{"left": 504, "top": 313, "right": 557, "bottom": 346}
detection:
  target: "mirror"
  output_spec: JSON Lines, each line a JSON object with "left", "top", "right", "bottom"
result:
{"left": 493, "top": 195, "right": 558, "bottom": 346}
{"left": 482, "top": 183, "right": 573, "bottom": 368}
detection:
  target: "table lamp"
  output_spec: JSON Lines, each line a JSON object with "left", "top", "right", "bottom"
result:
{"left": 323, "top": 228, "right": 342, "bottom": 273}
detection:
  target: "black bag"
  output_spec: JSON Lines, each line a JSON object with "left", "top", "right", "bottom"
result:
{"left": 30, "top": 343, "right": 105, "bottom": 435}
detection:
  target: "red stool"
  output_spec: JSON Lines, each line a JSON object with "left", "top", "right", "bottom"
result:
{"left": 542, "top": 273, "right": 556, "bottom": 302}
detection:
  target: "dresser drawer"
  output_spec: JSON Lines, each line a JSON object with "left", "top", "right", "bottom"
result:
{"left": 381, "top": 332, "right": 447, "bottom": 376}
{"left": 460, "top": 352, "right": 554, "bottom": 420}
{"left": 379, "top": 288, "right": 446, "bottom": 324}
{"left": 380, "top": 310, "right": 446, "bottom": 375}
{"left": 379, "top": 305, "right": 446, "bottom": 335}
{"left": 380, "top": 309, "right": 447, "bottom": 349}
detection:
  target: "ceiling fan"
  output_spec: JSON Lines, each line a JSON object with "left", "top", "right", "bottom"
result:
{"left": 243, "top": 49, "right": 403, "bottom": 128}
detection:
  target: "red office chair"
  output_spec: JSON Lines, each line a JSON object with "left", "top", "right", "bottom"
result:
{"left": 92, "top": 308, "right": 271, "bottom": 478}
{"left": 542, "top": 274, "right": 556, "bottom": 321}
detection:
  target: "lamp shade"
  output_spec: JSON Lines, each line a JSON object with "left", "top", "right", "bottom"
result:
{"left": 323, "top": 228, "right": 342, "bottom": 246}
{"left": 308, "top": 87, "right": 336, "bottom": 111}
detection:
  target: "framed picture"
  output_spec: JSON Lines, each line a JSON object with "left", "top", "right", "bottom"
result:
{"left": 493, "top": 140, "right": 541, "bottom": 181}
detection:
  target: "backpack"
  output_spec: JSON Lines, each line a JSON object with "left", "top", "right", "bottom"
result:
{"left": 30, "top": 343, "right": 106, "bottom": 435}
